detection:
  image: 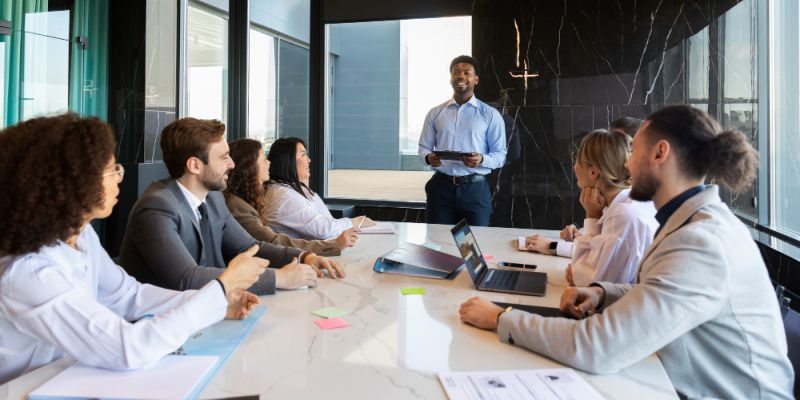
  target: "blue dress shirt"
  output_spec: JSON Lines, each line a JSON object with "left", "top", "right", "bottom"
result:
{"left": 417, "top": 96, "right": 507, "bottom": 177}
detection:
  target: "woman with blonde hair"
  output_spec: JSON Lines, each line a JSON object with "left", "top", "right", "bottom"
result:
{"left": 224, "top": 138, "right": 358, "bottom": 256}
{"left": 525, "top": 129, "right": 657, "bottom": 286}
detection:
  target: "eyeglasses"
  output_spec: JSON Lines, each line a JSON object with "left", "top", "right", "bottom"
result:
{"left": 102, "top": 163, "right": 125, "bottom": 183}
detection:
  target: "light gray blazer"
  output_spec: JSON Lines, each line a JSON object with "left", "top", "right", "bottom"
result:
{"left": 119, "top": 179, "right": 302, "bottom": 295}
{"left": 497, "top": 186, "right": 794, "bottom": 399}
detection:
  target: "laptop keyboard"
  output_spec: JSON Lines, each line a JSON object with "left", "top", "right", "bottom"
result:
{"left": 482, "top": 269, "right": 519, "bottom": 290}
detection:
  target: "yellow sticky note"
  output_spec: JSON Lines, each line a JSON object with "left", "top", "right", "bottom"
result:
{"left": 401, "top": 287, "right": 425, "bottom": 295}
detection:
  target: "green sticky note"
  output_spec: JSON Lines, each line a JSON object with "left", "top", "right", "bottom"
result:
{"left": 401, "top": 287, "right": 426, "bottom": 295}
{"left": 311, "top": 306, "right": 348, "bottom": 318}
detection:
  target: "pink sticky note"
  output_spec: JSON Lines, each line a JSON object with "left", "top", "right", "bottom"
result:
{"left": 484, "top": 252, "right": 494, "bottom": 261}
{"left": 314, "top": 317, "right": 349, "bottom": 330}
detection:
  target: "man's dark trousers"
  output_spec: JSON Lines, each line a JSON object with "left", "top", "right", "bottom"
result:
{"left": 425, "top": 173, "right": 492, "bottom": 226}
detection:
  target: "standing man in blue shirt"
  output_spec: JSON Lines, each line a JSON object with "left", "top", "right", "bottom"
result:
{"left": 418, "top": 55, "right": 507, "bottom": 226}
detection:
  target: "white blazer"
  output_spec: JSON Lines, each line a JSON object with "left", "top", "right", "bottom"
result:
{"left": 497, "top": 186, "right": 794, "bottom": 398}
{"left": 0, "top": 226, "right": 227, "bottom": 384}
{"left": 264, "top": 183, "right": 352, "bottom": 240}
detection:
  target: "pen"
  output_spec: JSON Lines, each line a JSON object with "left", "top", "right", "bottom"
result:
{"left": 356, "top": 216, "right": 366, "bottom": 230}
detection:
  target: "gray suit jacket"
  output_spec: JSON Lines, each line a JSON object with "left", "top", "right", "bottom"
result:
{"left": 497, "top": 186, "right": 794, "bottom": 399}
{"left": 119, "top": 179, "right": 302, "bottom": 295}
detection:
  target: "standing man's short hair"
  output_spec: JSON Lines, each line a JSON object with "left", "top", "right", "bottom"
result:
{"left": 160, "top": 118, "right": 226, "bottom": 179}
{"left": 450, "top": 55, "right": 480, "bottom": 76}
{"left": 610, "top": 117, "right": 644, "bottom": 138}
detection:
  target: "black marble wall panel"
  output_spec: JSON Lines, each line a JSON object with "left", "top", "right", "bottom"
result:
{"left": 472, "top": 0, "right": 756, "bottom": 229}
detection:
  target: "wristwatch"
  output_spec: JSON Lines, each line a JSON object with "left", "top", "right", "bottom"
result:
{"left": 548, "top": 241, "right": 558, "bottom": 256}
{"left": 496, "top": 305, "right": 513, "bottom": 326}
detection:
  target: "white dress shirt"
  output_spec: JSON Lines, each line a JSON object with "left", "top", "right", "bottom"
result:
{"left": 417, "top": 95, "right": 507, "bottom": 176}
{"left": 0, "top": 226, "right": 227, "bottom": 384}
{"left": 176, "top": 180, "right": 205, "bottom": 222}
{"left": 571, "top": 188, "right": 658, "bottom": 286}
{"left": 264, "top": 183, "right": 352, "bottom": 240}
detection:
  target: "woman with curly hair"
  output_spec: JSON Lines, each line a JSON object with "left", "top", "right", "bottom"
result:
{"left": 524, "top": 129, "right": 658, "bottom": 286}
{"left": 263, "top": 137, "right": 375, "bottom": 240}
{"left": 224, "top": 139, "right": 358, "bottom": 256}
{"left": 0, "top": 114, "right": 266, "bottom": 384}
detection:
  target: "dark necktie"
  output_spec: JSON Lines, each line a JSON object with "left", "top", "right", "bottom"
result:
{"left": 197, "top": 203, "right": 215, "bottom": 266}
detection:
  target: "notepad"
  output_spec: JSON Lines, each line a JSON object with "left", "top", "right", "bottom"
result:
{"left": 312, "top": 306, "right": 348, "bottom": 318}
{"left": 28, "top": 355, "right": 218, "bottom": 400}
{"left": 401, "top": 287, "right": 426, "bottom": 295}
{"left": 358, "top": 222, "right": 395, "bottom": 234}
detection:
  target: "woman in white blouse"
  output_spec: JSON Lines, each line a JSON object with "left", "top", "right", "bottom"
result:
{"left": 525, "top": 129, "right": 657, "bottom": 286}
{"left": 0, "top": 114, "right": 266, "bottom": 384}
{"left": 264, "top": 137, "right": 375, "bottom": 240}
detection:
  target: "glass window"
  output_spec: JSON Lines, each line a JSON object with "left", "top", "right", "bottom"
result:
{"left": 687, "top": 27, "right": 709, "bottom": 105}
{"left": 721, "top": 0, "right": 758, "bottom": 218}
{"left": 248, "top": 28, "right": 277, "bottom": 146}
{"left": 187, "top": 5, "right": 228, "bottom": 123}
{"left": 325, "top": 16, "right": 471, "bottom": 202}
{"left": 1, "top": 41, "right": 6, "bottom": 128}
{"left": 278, "top": 39, "right": 309, "bottom": 142}
{"left": 772, "top": 0, "right": 800, "bottom": 235}
{"left": 21, "top": 10, "right": 71, "bottom": 121}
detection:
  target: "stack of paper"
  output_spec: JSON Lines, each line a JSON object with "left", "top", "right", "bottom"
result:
{"left": 358, "top": 222, "right": 395, "bottom": 234}
{"left": 28, "top": 355, "right": 218, "bottom": 400}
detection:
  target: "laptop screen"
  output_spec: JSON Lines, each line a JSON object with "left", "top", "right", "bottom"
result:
{"left": 450, "top": 219, "right": 488, "bottom": 284}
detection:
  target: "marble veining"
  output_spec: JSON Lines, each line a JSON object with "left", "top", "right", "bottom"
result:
{"left": 469, "top": 0, "right": 756, "bottom": 230}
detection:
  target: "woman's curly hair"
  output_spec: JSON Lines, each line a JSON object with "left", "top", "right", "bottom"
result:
{"left": 0, "top": 113, "right": 116, "bottom": 255}
{"left": 224, "top": 139, "right": 267, "bottom": 220}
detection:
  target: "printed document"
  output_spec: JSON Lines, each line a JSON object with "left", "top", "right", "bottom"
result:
{"left": 438, "top": 368, "right": 604, "bottom": 400}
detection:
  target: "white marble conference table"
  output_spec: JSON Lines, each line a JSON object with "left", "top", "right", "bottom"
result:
{"left": 1, "top": 222, "right": 678, "bottom": 400}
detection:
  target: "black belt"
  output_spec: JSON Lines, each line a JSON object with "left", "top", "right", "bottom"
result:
{"left": 434, "top": 172, "right": 486, "bottom": 185}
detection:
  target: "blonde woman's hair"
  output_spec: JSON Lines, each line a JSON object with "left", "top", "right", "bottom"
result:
{"left": 576, "top": 129, "right": 632, "bottom": 190}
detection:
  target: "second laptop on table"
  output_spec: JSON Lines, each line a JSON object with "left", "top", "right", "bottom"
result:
{"left": 450, "top": 219, "right": 548, "bottom": 296}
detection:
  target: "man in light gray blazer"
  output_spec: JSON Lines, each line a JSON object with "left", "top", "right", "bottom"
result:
{"left": 120, "top": 118, "right": 344, "bottom": 295}
{"left": 460, "top": 105, "right": 794, "bottom": 399}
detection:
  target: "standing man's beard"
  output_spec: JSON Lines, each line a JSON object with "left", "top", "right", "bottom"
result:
{"left": 201, "top": 168, "right": 230, "bottom": 191}
{"left": 629, "top": 170, "right": 660, "bottom": 202}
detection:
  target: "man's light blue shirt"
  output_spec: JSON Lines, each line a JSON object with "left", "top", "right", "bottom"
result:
{"left": 418, "top": 95, "right": 507, "bottom": 177}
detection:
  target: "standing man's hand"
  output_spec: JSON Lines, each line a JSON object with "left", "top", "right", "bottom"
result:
{"left": 426, "top": 153, "right": 443, "bottom": 167}
{"left": 461, "top": 152, "right": 483, "bottom": 168}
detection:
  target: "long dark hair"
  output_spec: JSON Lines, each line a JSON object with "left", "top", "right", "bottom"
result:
{"left": 267, "top": 137, "right": 314, "bottom": 199}
{"left": 225, "top": 139, "right": 267, "bottom": 219}
{"left": 645, "top": 105, "right": 758, "bottom": 193}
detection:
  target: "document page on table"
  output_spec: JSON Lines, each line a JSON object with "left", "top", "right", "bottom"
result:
{"left": 438, "top": 368, "right": 604, "bottom": 400}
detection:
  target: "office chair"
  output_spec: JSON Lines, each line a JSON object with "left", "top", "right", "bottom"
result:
{"left": 777, "top": 285, "right": 800, "bottom": 397}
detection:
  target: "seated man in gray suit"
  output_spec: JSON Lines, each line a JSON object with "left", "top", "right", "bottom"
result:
{"left": 120, "top": 117, "right": 344, "bottom": 294}
{"left": 459, "top": 105, "right": 794, "bottom": 399}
